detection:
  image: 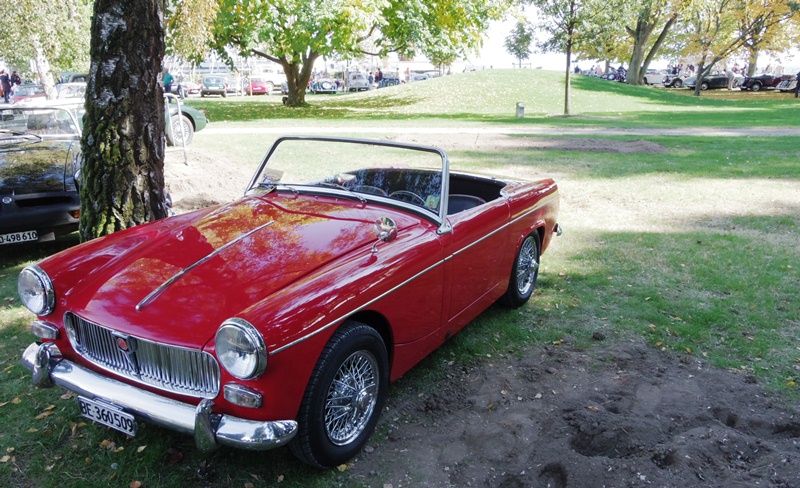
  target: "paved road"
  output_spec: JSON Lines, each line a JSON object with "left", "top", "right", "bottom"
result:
{"left": 203, "top": 125, "right": 800, "bottom": 137}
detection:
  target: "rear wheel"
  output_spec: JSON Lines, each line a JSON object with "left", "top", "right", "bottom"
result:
{"left": 750, "top": 82, "right": 761, "bottom": 92}
{"left": 700, "top": 82, "right": 709, "bottom": 90}
{"left": 167, "top": 114, "right": 193, "bottom": 146}
{"left": 290, "top": 322, "right": 388, "bottom": 468}
{"left": 500, "top": 232, "right": 541, "bottom": 308}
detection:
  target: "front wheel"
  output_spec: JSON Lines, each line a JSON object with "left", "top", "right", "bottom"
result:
{"left": 673, "top": 79, "right": 683, "bottom": 88}
{"left": 290, "top": 322, "right": 388, "bottom": 468}
{"left": 500, "top": 232, "right": 541, "bottom": 308}
{"left": 750, "top": 82, "right": 761, "bottom": 92}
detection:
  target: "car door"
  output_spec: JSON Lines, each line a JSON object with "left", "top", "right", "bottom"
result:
{"left": 442, "top": 198, "right": 510, "bottom": 331}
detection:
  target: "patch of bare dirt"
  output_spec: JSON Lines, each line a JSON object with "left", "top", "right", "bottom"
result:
{"left": 164, "top": 149, "right": 252, "bottom": 213}
{"left": 348, "top": 341, "right": 800, "bottom": 487}
{"left": 383, "top": 133, "right": 668, "bottom": 154}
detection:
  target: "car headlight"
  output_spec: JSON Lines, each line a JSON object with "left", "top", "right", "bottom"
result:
{"left": 18, "top": 265, "right": 55, "bottom": 316}
{"left": 215, "top": 318, "right": 267, "bottom": 380}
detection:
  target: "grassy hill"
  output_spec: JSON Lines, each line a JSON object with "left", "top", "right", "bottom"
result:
{"left": 189, "top": 69, "right": 800, "bottom": 128}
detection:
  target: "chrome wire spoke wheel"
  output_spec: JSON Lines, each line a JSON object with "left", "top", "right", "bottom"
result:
{"left": 516, "top": 236, "right": 539, "bottom": 296}
{"left": 324, "top": 350, "right": 379, "bottom": 446}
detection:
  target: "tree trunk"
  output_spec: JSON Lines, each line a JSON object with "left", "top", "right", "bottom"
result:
{"left": 746, "top": 49, "right": 759, "bottom": 76}
{"left": 31, "top": 38, "right": 57, "bottom": 99}
{"left": 80, "top": 0, "right": 168, "bottom": 241}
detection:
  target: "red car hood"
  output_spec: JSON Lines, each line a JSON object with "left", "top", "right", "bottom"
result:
{"left": 44, "top": 193, "right": 418, "bottom": 349}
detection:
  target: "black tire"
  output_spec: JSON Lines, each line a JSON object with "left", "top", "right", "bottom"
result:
{"left": 500, "top": 232, "right": 541, "bottom": 308}
{"left": 700, "top": 82, "right": 709, "bottom": 91}
{"left": 750, "top": 82, "right": 761, "bottom": 92}
{"left": 222, "top": 91, "right": 227, "bottom": 98}
{"left": 673, "top": 79, "right": 683, "bottom": 88}
{"left": 266, "top": 82, "right": 274, "bottom": 93}
{"left": 290, "top": 322, "right": 388, "bottom": 468}
{"left": 166, "top": 114, "right": 194, "bottom": 146}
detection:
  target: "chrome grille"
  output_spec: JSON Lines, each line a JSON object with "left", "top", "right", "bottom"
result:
{"left": 64, "top": 312, "right": 220, "bottom": 398}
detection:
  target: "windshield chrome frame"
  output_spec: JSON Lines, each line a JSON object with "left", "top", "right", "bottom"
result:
{"left": 247, "top": 136, "right": 452, "bottom": 235}
{"left": 0, "top": 104, "right": 83, "bottom": 139}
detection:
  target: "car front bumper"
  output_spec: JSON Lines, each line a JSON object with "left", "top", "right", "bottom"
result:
{"left": 22, "top": 342, "right": 297, "bottom": 452}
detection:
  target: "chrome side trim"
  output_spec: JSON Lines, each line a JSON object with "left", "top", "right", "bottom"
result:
{"left": 21, "top": 342, "right": 297, "bottom": 452}
{"left": 271, "top": 193, "right": 557, "bottom": 355}
{"left": 137, "top": 220, "right": 275, "bottom": 311}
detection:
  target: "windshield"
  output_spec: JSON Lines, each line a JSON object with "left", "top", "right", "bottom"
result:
{"left": 0, "top": 105, "right": 83, "bottom": 140}
{"left": 248, "top": 137, "right": 449, "bottom": 221}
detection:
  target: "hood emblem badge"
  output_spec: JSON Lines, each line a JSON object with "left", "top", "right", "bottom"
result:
{"left": 112, "top": 332, "right": 140, "bottom": 375}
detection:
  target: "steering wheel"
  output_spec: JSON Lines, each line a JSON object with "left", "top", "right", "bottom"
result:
{"left": 389, "top": 190, "right": 426, "bottom": 207}
{"left": 352, "top": 185, "right": 388, "bottom": 196}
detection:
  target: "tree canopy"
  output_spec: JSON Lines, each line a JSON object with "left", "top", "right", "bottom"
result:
{"left": 207, "top": 0, "right": 508, "bottom": 105}
{"left": 0, "top": 0, "right": 92, "bottom": 97}
{"left": 504, "top": 20, "right": 535, "bottom": 67}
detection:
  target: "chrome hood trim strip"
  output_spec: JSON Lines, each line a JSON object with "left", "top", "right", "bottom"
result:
{"left": 136, "top": 220, "right": 275, "bottom": 311}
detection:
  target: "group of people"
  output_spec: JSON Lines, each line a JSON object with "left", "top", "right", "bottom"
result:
{"left": 0, "top": 70, "right": 22, "bottom": 103}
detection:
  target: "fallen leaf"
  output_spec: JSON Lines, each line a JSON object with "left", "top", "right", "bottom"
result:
{"left": 277, "top": 474, "right": 284, "bottom": 482}
{"left": 27, "top": 428, "right": 38, "bottom": 433}
{"left": 60, "top": 392, "right": 75, "bottom": 400}
{"left": 337, "top": 464, "right": 348, "bottom": 472}
{"left": 245, "top": 483, "right": 254, "bottom": 488}
{"left": 3, "top": 365, "right": 13, "bottom": 373}
{"left": 0, "top": 455, "right": 12, "bottom": 463}
{"left": 113, "top": 447, "right": 124, "bottom": 453}
{"left": 35, "top": 411, "right": 54, "bottom": 420}
{"left": 137, "top": 445, "right": 147, "bottom": 453}
{"left": 587, "top": 405, "right": 600, "bottom": 412}
{"left": 250, "top": 473, "right": 260, "bottom": 480}
{"left": 6, "top": 447, "right": 14, "bottom": 453}
{"left": 129, "top": 481, "right": 142, "bottom": 488}
{"left": 11, "top": 398, "right": 21, "bottom": 404}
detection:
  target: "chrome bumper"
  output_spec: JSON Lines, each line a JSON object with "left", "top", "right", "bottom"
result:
{"left": 22, "top": 342, "right": 297, "bottom": 451}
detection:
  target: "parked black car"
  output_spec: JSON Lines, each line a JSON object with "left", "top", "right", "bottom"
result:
{"left": 740, "top": 74, "right": 788, "bottom": 92}
{"left": 0, "top": 103, "right": 83, "bottom": 245}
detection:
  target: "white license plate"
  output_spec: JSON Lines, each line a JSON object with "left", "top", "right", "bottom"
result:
{"left": 78, "top": 396, "right": 137, "bottom": 436}
{"left": 0, "top": 230, "right": 37, "bottom": 245}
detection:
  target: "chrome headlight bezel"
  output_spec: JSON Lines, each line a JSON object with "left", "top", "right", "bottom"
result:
{"left": 18, "top": 265, "right": 55, "bottom": 316}
{"left": 215, "top": 318, "right": 267, "bottom": 380}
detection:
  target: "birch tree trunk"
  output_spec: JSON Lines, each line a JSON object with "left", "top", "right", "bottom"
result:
{"left": 79, "top": 0, "right": 168, "bottom": 240}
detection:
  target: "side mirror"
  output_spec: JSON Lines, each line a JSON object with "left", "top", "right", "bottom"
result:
{"left": 372, "top": 217, "right": 397, "bottom": 253}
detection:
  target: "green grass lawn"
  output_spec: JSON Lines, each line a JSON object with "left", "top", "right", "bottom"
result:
{"left": 1, "top": 68, "right": 799, "bottom": 488}
{"left": 185, "top": 69, "right": 800, "bottom": 128}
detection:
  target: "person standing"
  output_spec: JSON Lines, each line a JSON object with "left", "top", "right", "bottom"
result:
{"left": 163, "top": 68, "right": 174, "bottom": 95}
{"left": 0, "top": 71, "right": 11, "bottom": 103}
{"left": 726, "top": 67, "right": 735, "bottom": 90}
{"left": 10, "top": 71, "right": 20, "bottom": 86}
{"left": 795, "top": 69, "right": 800, "bottom": 98}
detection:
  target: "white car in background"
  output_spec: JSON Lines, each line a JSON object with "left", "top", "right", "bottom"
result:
{"left": 347, "top": 73, "right": 370, "bottom": 91}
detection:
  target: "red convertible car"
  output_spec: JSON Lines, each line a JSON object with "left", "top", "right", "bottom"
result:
{"left": 19, "top": 136, "right": 561, "bottom": 468}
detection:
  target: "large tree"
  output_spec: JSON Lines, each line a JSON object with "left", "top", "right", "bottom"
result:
{"left": 680, "top": 0, "right": 798, "bottom": 96}
{"left": 504, "top": 20, "right": 535, "bottom": 68}
{"left": 211, "top": 0, "right": 506, "bottom": 106}
{"left": 0, "top": 1, "right": 92, "bottom": 98}
{"left": 79, "top": 0, "right": 169, "bottom": 240}
{"left": 624, "top": 0, "right": 683, "bottom": 85}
